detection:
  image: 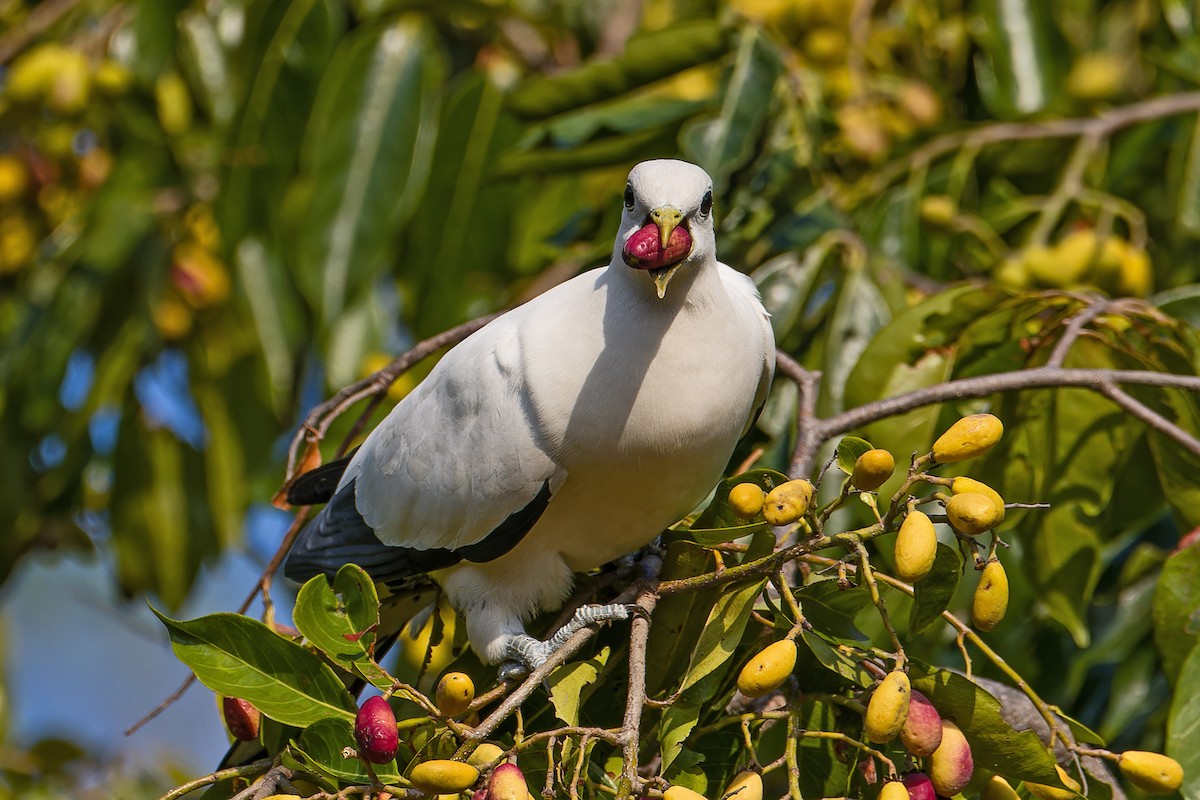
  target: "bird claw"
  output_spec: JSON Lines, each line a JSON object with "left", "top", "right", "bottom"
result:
{"left": 497, "top": 603, "right": 637, "bottom": 679}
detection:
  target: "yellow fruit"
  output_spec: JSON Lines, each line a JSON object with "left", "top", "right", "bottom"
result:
{"left": 1115, "top": 246, "right": 1153, "bottom": 297}
{"left": 1047, "top": 229, "right": 1101, "bottom": 286}
{"left": 899, "top": 81, "right": 942, "bottom": 127}
{"left": 0, "top": 215, "right": 36, "bottom": 273}
{"left": 259, "top": 795, "right": 302, "bottom": 800}
{"left": 950, "top": 477, "right": 1005, "bottom": 524}
{"left": 0, "top": 155, "right": 29, "bottom": 203}
{"left": 466, "top": 742, "right": 505, "bottom": 768}
{"left": 894, "top": 510, "right": 937, "bottom": 583}
{"left": 78, "top": 148, "right": 113, "bottom": 190}
{"left": 94, "top": 60, "right": 134, "bottom": 94}
{"left": 1021, "top": 244, "right": 1059, "bottom": 287}
{"left": 153, "top": 294, "right": 195, "bottom": 340}
{"left": 864, "top": 670, "right": 911, "bottom": 744}
{"left": 879, "top": 780, "right": 910, "bottom": 800}
{"left": 45, "top": 48, "right": 90, "bottom": 114}
{"left": 728, "top": 482, "right": 766, "bottom": 519}
{"left": 851, "top": 449, "right": 895, "bottom": 491}
{"left": 1025, "top": 765, "right": 1081, "bottom": 800}
{"left": 171, "top": 242, "right": 230, "bottom": 308}
{"left": 435, "top": 672, "right": 475, "bottom": 716}
{"left": 724, "top": 770, "right": 763, "bottom": 800}
{"left": 928, "top": 720, "right": 974, "bottom": 796}
{"left": 981, "top": 775, "right": 1020, "bottom": 800}
{"left": 408, "top": 760, "right": 480, "bottom": 795}
{"left": 837, "top": 104, "right": 891, "bottom": 162}
{"left": 972, "top": 559, "right": 1009, "bottom": 631}
{"left": 1119, "top": 751, "right": 1184, "bottom": 795}
{"left": 931, "top": 414, "right": 1003, "bottom": 463}
{"left": 803, "top": 27, "right": 848, "bottom": 64}
{"left": 6, "top": 45, "right": 63, "bottom": 101}
{"left": 664, "top": 786, "right": 708, "bottom": 800}
{"left": 919, "top": 195, "right": 958, "bottom": 227}
{"left": 737, "top": 639, "right": 796, "bottom": 698}
{"left": 762, "top": 479, "right": 814, "bottom": 525}
{"left": 1066, "top": 52, "right": 1125, "bottom": 101}
{"left": 156, "top": 71, "right": 193, "bottom": 136}
{"left": 994, "top": 255, "right": 1031, "bottom": 289}
{"left": 945, "top": 492, "right": 1000, "bottom": 535}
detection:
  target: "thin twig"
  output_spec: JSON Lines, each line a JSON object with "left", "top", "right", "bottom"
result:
{"left": 1097, "top": 383, "right": 1200, "bottom": 457}
{"left": 775, "top": 352, "right": 822, "bottom": 478}
{"left": 1046, "top": 297, "right": 1111, "bottom": 367}
{"left": 153, "top": 759, "right": 273, "bottom": 800}
{"left": 0, "top": 0, "right": 85, "bottom": 63}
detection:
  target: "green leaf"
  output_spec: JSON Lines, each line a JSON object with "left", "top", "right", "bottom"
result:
{"left": 836, "top": 436, "right": 874, "bottom": 475}
{"left": 1153, "top": 541, "right": 1200, "bottom": 685}
{"left": 910, "top": 663, "right": 1059, "bottom": 783}
{"left": 799, "top": 630, "right": 874, "bottom": 688}
{"left": 796, "top": 579, "right": 871, "bottom": 641}
{"left": 681, "top": 26, "right": 781, "bottom": 189}
{"left": 289, "top": 15, "right": 444, "bottom": 326}
{"left": 547, "top": 647, "right": 610, "bottom": 727}
{"left": 506, "top": 21, "right": 725, "bottom": 118}
{"left": 290, "top": 717, "right": 402, "bottom": 783}
{"left": 677, "top": 576, "right": 768, "bottom": 694}
{"left": 293, "top": 564, "right": 391, "bottom": 690}
{"left": 909, "top": 543, "right": 963, "bottom": 634}
{"left": 1167, "top": 643, "right": 1200, "bottom": 800}
{"left": 154, "top": 609, "right": 356, "bottom": 726}
{"left": 970, "top": 0, "right": 1062, "bottom": 118}
{"left": 220, "top": 0, "right": 344, "bottom": 246}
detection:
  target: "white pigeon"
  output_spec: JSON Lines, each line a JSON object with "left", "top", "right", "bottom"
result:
{"left": 285, "top": 159, "right": 775, "bottom": 668}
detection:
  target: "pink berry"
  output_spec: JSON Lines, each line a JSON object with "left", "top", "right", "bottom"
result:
{"left": 354, "top": 695, "right": 399, "bottom": 764}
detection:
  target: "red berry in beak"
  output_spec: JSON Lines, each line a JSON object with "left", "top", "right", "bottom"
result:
{"left": 622, "top": 222, "right": 692, "bottom": 270}
{"left": 355, "top": 695, "right": 399, "bottom": 764}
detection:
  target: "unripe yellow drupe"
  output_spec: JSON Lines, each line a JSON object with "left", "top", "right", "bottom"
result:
{"left": 950, "top": 476, "right": 1005, "bottom": 523}
{"left": 878, "top": 780, "right": 910, "bottom": 800}
{"left": 435, "top": 672, "right": 475, "bottom": 716}
{"left": 728, "top": 482, "right": 766, "bottom": 519}
{"left": 894, "top": 510, "right": 938, "bottom": 583}
{"left": 864, "top": 670, "right": 911, "bottom": 744}
{"left": 408, "top": 761, "right": 480, "bottom": 795}
{"left": 664, "top": 785, "right": 708, "bottom": 800}
{"left": 851, "top": 449, "right": 895, "bottom": 491}
{"left": 737, "top": 639, "right": 796, "bottom": 698}
{"left": 932, "top": 414, "right": 1003, "bottom": 463}
{"left": 945, "top": 492, "right": 1001, "bottom": 535}
{"left": 928, "top": 720, "right": 974, "bottom": 796}
{"left": 981, "top": 775, "right": 1020, "bottom": 800}
{"left": 1119, "top": 751, "right": 1184, "bottom": 795}
{"left": 762, "top": 480, "right": 814, "bottom": 525}
{"left": 723, "top": 769, "right": 763, "bottom": 800}
{"left": 466, "top": 742, "right": 505, "bottom": 768}
{"left": 972, "top": 559, "right": 1009, "bottom": 631}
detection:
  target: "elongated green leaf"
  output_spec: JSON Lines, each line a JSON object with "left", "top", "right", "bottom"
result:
{"left": 797, "top": 579, "right": 870, "bottom": 641}
{"left": 289, "top": 15, "right": 444, "bottom": 326}
{"left": 910, "top": 663, "right": 1058, "bottom": 783}
{"left": 220, "top": 0, "right": 343, "bottom": 245}
{"left": 681, "top": 26, "right": 781, "bottom": 189}
{"left": 289, "top": 717, "right": 402, "bottom": 783}
{"left": 547, "top": 647, "right": 609, "bottom": 727}
{"left": 799, "top": 630, "right": 874, "bottom": 688}
{"left": 1167, "top": 643, "right": 1200, "bottom": 800}
{"left": 678, "top": 576, "right": 768, "bottom": 694}
{"left": 909, "top": 543, "right": 962, "bottom": 634}
{"left": 293, "top": 564, "right": 380, "bottom": 668}
{"left": 970, "top": 0, "right": 1061, "bottom": 118}
{"left": 1153, "top": 541, "right": 1200, "bottom": 685}
{"left": 507, "top": 21, "right": 725, "bottom": 118}
{"left": 154, "top": 609, "right": 356, "bottom": 726}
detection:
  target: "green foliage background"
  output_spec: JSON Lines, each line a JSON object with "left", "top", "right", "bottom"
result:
{"left": 1, "top": 0, "right": 1199, "bottom": 797}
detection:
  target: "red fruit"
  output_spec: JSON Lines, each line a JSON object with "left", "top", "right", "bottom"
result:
{"left": 621, "top": 222, "right": 692, "bottom": 270}
{"left": 900, "top": 691, "right": 943, "bottom": 757}
{"left": 221, "top": 697, "right": 261, "bottom": 741}
{"left": 488, "top": 762, "right": 529, "bottom": 800}
{"left": 354, "top": 696, "right": 399, "bottom": 764}
{"left": 902, "top": 772, "right": 936, "bottom": 800}
{"left": 928, "top": 720, "right": 974, "bottom": 796}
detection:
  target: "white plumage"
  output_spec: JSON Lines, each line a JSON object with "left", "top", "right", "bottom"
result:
{"left": 286, "top": 160, "right": 775, "bottom": 666}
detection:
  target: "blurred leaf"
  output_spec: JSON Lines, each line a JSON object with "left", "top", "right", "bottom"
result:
{"left": 909, "top": 543, "right": 963, "bottom": 635}
{"left": 910, "top": 663, "right": 1059, "bottom": 783}
{"left": 178, "top": 9, "right": 236, "bottom": 127}
{"left": 1167, "top": 643, "right": 1200, "bottom": 800}
{"left": 1153, "top": 541, "right": 1200, "bottom": 685}
{"left": 155, "top": 609, "right": 356, "bottom": 726}
{"left": 220, "top": 0, "right": 345, "bottom": 246}
{"left": 970, "top": 0, "right": 1061, "bottom": 118}
{"left": 507, "top": 21, "right": 725, "bottom": 118}
{"left": 289, "top": 15, "right": 444, "bottom": 326}
{"left": 681, "top": 26, "right": 781, "bottom": 189}
{"left": 289, "top": 717, "right": 402, "bottom": 783}
{"left": 293, "top": 564, "right": 389, "bottom": 690}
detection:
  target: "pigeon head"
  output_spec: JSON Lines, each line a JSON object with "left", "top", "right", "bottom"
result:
{"left": 618, "top": 160, "right": 716, "bottom": 298}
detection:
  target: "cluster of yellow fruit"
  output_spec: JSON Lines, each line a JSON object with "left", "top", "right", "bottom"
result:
{"left": 153, "top": 206, "right": 231, "bottom": 340}
{"left": 665, "top": 768, "right": 763, "bottom": 800}
{"left": 995, "top": 227, "right": 1153, "bottom": 298}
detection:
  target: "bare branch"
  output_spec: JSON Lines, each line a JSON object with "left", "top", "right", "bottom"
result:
{"left": 1097, "top": 383, "right": 1200, "bottom": 458}
{"left": 1046, "top": 297, "right": 1111, "bottom": 368}
{"left": 153, "top": 759, "right": 273, "bottom": 800}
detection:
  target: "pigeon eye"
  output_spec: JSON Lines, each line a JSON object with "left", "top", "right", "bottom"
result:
{"left": 623, "top": 184, "right": 635, "bottom": 210}
{"left": 700, "top": 190, "right": 713, "bottom": 217}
